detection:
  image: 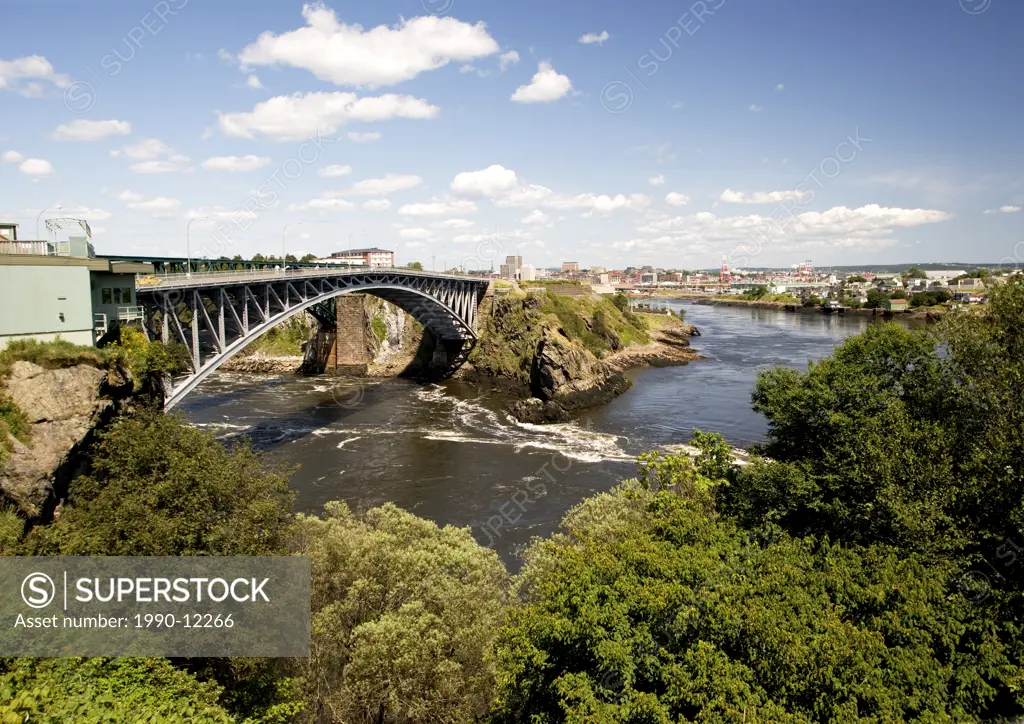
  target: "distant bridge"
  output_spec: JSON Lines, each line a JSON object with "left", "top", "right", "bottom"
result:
{"left": 135, "top": 267, "right": 490, "bottom": 409}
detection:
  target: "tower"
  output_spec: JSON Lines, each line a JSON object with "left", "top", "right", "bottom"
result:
{"left": 720, "top": 256, "right": 731, "bottom": 285}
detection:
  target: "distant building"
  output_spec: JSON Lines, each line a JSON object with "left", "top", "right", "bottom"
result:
{"left": 505, "top": 255, "right": 523, "bottom": 270}
{"left": 328, "top": 247, "right": 394, "bottom": 267}
{"left": 883, "top": 298, "right": 909, "bottom": 312}
{"left": 520, "top": 264, "right": 536, "bottom": 281}
{"left": 561, "top": 261, "right": 580, "bottom": 273}
{"left": 0, "top": 222, "right": 18, "bottom": 241}
{"left": 640, "top": 272, "right": 658, "bottom": 284}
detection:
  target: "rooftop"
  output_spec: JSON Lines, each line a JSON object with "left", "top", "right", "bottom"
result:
{"left": 331, "top": 247, "right": 393, "bottom": 256}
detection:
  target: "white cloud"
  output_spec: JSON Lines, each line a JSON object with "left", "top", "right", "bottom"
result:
{"left": 2, "top": 151, "right": 54, "bottom": 177}
{"left": 217, "top": 91, "right": 438, "bottom": 141}
{"left": 451, "top": 164, "right": 647, "bottom": 215}
{"left": 669, "top": 101, "right": 683, "bottom": 110}
{"left": 399, "top": 227, "right": 433, "bottom": 240}
{"left": 984, "top": 205, "right": 1021, "bottom": 214}
{"left": 118, "top": 190, "right": 181, "bottom": 214}
{"left": 347, "top": 173, "right": 423, "bottom": 196}
{"left": 499, "top": 50, "right": 520, "bottom": 71}
{"left": 649, "top": 174, "right": 666, "bottom": 186}
{"left": 347, "top": 130, "right": 381, "bottom": 142}
{"left": 398, "top": 197, "right": 477, "bottom": 216}
{"left": 665, "top": 192, "right": 690, "bottom": 207}
{"left": 201, "top": 154, "right": 272, "bottom": 172}
{"left": 246, "top": 74, "right": 263, "bottom": 89}
{"left": 362, "top": 199, "right": 392, "bottom": 211}
{"left": 720, "top": 188, "right": 808, "bottom": 204}
{"left": 318, "top": 164, "right": 353, "bottom": 177}
{"left": 637, "top": 205, "right": 952, "bottom": 250}
{"left": 579, "top": 31, "right": 610, "bottom": 45}
{"left": 775, "top": 83, "right": 785, "bottom": 91}
{"left": 749, "top": 104, "right": 762, "bottom": 113}
{"left": 510, "top": 62, "right": 572, "bottom": 103}
{"left": 0, "top": 55, "right": 70, "bottom": 96}
{"left": 111, "top": 138, "right": 192, "bottom": 174}
{"left": 237, "top": 6, "right": 499, "bottom": 88}
{"left": 432, "top": 218, "right": 475, "bottom": 229}
{"left": 521, "top": 209, "right": 550, "bottom": 226}
{"left": 61, "top": 206, "right": 112, "bottom": 222}
{"left": 51, "top": 119, "right": 131, "bottom": 141}
{"left": 451, "top": 164, "right": 519, "bottom": 196}
{"left": 288, "top": 196, "right": 357, "bottom": 212}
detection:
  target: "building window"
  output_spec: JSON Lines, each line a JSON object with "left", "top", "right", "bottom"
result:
{"left": 122, "top": 288, "right": 132, "bottom": 304}
{"left": 102, "top": 288, "right": 112, "bottom": 304}
{"left": 113, "top": 288, "right": 122, "bottom": 304}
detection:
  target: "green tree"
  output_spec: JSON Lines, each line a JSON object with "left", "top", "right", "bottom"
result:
{"left": 864, "top": 287, "right": 887, "bottom": 308}
{"left": 903, "top": 266, "right": 928, "bottom": 280}
{"left": 0, "top": 658, "right": 234, "bottom": 723}
{"left": 25, "top": 408, "right": 294, "bottom": 556}
{"left": 489, "top": 480, "right": 1005, "bottom": 722}
{"left": 741, "top": 285, "right": 768, "bottom": 300}
{"left": 405, "top": 261, "right": 424, "bottom": 271}
{"left": 293, "top": 501, "right": 510, "bottom": 724}
{"left": 300, "top": 253, "right": 318, "bottom": 263}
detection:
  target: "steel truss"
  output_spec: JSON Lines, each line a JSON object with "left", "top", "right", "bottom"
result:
{"left": 137, "top": 271, "right": 489, "bottom": 409}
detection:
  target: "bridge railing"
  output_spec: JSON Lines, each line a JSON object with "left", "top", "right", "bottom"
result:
{"left": 135, "top": 265, "right": 486, "bottom": 290}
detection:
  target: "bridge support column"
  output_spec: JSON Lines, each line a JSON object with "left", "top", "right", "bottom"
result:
{"left": 331, "top": 294, "right": 371, "bottom": 374}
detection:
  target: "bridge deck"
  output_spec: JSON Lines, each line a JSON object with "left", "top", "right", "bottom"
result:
{"left": 136, "top": 266, "right": 479, "bottom": 291}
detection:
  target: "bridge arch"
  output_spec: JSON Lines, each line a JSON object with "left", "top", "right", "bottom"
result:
{"left": 136, "top": 269, "right": 488, "bottom": 409}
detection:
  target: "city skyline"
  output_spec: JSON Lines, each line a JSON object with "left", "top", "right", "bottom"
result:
{"left": 1, "top": 0, "right": 1022, "bottom": 269}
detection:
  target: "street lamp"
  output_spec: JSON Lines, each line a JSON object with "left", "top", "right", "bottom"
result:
{"left": 186, "top": 216, "right": 209, "bottom": 277}
{"left": 283, "top": 222, "right": 302, "bottom": 268}
{"left": 36, "top": 205, "right": 62, "bottom": 240}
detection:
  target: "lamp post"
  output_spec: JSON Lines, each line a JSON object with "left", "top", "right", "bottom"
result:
{"left": 186, "top": 216, "right": 209, "bottom": 277}
{"left": 35, "top": 205, "right": 62, "bottom": 240}
{"left": 283, "top": 222, "right": 302, "bottom": 268}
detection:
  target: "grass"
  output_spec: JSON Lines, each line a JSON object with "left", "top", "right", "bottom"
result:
{"left": 0, "top": 505, "right": 24, "bottom": 552}
{"left": 371, "top": 316, "right": 388, "bottom": 343}
{"left": 243, "top": 317, "right": 311, "bottom": 357}
{"left": 0, "top": 338, "right": 107, "bottom": 379}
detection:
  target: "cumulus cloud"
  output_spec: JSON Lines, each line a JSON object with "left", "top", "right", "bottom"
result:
{"left": 398, "top": 197, "right": 477, "bottom": 216}
{"left": 246, "top": 74, "right": 264, "bottom": 89}
{"left": 217, "top": 91, "right": 438, "bottom": 141}
{"left": 201, "top": 154, "right": 271, "bottom": 172}
{"left": 451, "top": 164, "right": 519, "bottom": 196}
{"left": 521, "top": 209, "right": 550, "bottom": 226}
{"left": 0, "top": 55, "right": 70, "bottom": 96}
{"left": 499, "top": 50, "right": 520, "bottom": 71}
{"left": 362, "top": 199, "right": 391, "bottom": 211}
{"left": 318, "top": 164, "right": 353, "bottom": 177}
{"left": 578, "top": 31, "right": 609, "bottom": 45}
{"left": 2, "top": 150, "right": 54, "bottom": 177}
{"left": 665, "top": 192, "right": 690, "bottom": 206}
{"left": 636, "top": 204, "right": 952, "bottom": 252}
{"left": 649, "top": 175, "right": 666, "bottom": 186}
{"left": 748, "top": 104, "right": 762, "bottom": 113}
{"left": 51, "top": 119, "right": 131, "bottom": 141}
{"left": 237, "top": 6, "right": 499, "bottom": 88}
{"left": 288, "top": 197, "right": 357, "bottom": 212}
{"left": 720, "top": 189, "right": 808, "bottom": 204}
{"left": 451, "top": 164, "right": 647, "bottom": 215}
{"left": 347, "top": 130, "right": 381, "bottom": 142}
{"left": 348, "top": 173, "right": 423, "bottom": 196}
{"left": 510, "top": 62, "right": 572, "bottom": 103}
{"left": 111, "top": 138, "right": 192, "bottom": 174}
{"left": 983, "top": 205, "right": 1021, "bottom": 214}
{"left": 118, "top": 189, "right": 181, "bottom": 215}
{"left": 432, "top": 218, "right": 475, "bottom": 229}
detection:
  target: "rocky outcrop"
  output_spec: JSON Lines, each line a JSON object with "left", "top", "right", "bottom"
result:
{"left": 510, "top": 330, "right": 632, "bottom": 423}
{"left": 220, "top": 353, "right": 304, "bottom": 374}
{"left": 1, "top": 361, "right": 136, "bottom": 518}
{"left": 605, "top": 324, "right": 704, "bottom": 372}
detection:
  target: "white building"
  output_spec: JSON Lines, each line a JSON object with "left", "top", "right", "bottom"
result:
{"left": 520, "top": 264, "right": 537, "bottom": 281}
{"left": 328, "top": 247, "right": 395, "bottom": 267}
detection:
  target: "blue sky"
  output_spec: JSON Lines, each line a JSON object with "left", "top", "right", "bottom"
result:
{"left": 1, "top": 0, "right": 1022, "bottom": 270}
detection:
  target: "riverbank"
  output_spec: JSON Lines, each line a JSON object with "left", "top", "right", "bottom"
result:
{"left": 670, "top": 295, "right": 946, "bottom": 320}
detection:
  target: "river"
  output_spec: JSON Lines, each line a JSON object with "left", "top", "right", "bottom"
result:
{"left": 179, "top": 302, "right": 918, "bottom": 567}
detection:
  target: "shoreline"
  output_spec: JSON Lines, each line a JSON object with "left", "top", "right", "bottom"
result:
{"left": 664, "top": 295, "right": 944, "bottom": 320}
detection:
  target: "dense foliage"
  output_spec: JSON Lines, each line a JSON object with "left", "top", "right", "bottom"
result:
{"left": 293, "top": 502, "right": 510, "bottom": 723}
{"left": 0, "top": 658, "right": 234, "bottom": 723}
{"left": 23, "top": 407, "right": 294, "bottom": 556}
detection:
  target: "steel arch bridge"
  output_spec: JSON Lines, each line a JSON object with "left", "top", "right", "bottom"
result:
{"left": 135, "top": 268, "right": 490, "bottom": 409}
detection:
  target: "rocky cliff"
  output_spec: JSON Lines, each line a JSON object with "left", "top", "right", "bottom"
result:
{"left": 465, "top": 295, "right": 701, "bottom": 424}
{"left": 1, "top": 360, "right": 138, "bottom": 519}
